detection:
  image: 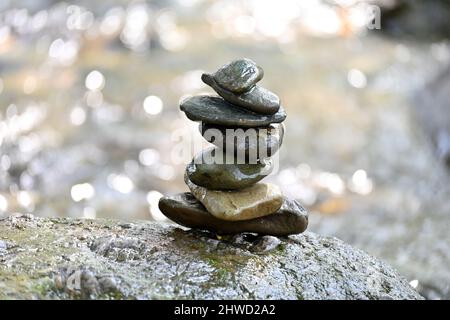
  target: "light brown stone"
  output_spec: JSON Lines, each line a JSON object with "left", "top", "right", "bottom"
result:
{"left": 185, "top": 175, "right": 283, "bottom": 221}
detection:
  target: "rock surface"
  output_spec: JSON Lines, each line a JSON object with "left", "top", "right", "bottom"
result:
{"left": 186, "top": 148, "right": 272, "bottom": 190}
{"left": 186, "top": 178, "right": 283, "bottom": 221}
{"left": 180, "top": 95, "right": 286, "bottom": 127}
{"left": 159, "top": 193, "right": 308, "bottom": 236}
{"left": 0, "top": 214, "right": 423, "bottom": 300}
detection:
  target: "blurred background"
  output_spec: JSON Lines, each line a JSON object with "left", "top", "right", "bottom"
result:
{"left": 0, "top": 0, "right": 449, "bottom": 299}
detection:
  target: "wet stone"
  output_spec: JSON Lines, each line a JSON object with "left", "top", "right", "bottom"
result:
{"left": 211, "top": 58, "right": 264, "bottom": 93}
{"left": 251, "top": 236, "right": 282, "bottom": 253}
{"left": 180, "top": 95, "right": 286, "bottom": 128}
{"left": 202, "top": 73, "right": 280, "bottom": 115}
{"left": 158, "top": 192, "right": 309, "bottom": 236}
{"left": 175, "top": 59, "right": 301, "bottom": 235}
{"left": 185, "top": 176, "right": 284, "bottom": 221}
{"left": 200, "top": 123, "right": 284, "bottom": 159}
{"left": 186, "top": 147, "right": 272, "bottom": 190}
{"left": 229, "top": 233, "right": 259, "bottom": 246}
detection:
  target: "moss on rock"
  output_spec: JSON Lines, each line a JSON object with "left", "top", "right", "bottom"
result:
{"left": 0, "top": 214, "right": 423, "bottom": 300}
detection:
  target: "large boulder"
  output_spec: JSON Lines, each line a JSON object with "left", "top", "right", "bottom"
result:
{"left": 0, "top": 214, "right": 422, "bottom": 300}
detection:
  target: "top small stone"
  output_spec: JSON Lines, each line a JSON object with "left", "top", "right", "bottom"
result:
{"left": 212, "top": 58, "right": 264, "bottom": 93}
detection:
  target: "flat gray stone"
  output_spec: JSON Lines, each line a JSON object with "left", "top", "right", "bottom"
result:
{"left": 202, "top": 73, "right": 280, "bottom": 115}
{"left": 180, "top": 95, "right": 286, "bottom": 127}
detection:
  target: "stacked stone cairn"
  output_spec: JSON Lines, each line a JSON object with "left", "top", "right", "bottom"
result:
{"left": 159, "top": 59, "right": 308, "bottom": 236}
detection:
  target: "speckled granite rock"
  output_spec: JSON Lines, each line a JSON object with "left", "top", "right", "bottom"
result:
{"left": 0, "top": 214, "right": 423, "bottom": 300}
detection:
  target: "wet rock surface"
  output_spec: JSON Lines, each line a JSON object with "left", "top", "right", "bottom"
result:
{"left": 158, "top": 193, "right": 308, "bottom": 236}
{"left": 54, "top": 267, "right": 120, "bottom": 299}
{"left": 0, "top": 214, "right": 423, "bottom": 300}
{"left": 180, "top": 95, "right": 286, "bottom": 127}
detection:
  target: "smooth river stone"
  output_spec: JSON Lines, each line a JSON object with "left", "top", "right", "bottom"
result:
{"left": 200, "top": 123, "right": 284, "bottom": 159}
{"left": 185, "top": 176, "right": 283, "bottom": 221}
{"left": 202, "top": 73, "right": 280, "bottom": 115}
{"left": 186, "top": 148, "right": 272, "bottom": 190}
{"left": 180, "top": 95, "right": 286, "bottom": 128}
{"left": 211, "top": 58, "right": 264, "bottom": 94}
{"left": 158, "top": 193, "right": 308, "bottom": 236}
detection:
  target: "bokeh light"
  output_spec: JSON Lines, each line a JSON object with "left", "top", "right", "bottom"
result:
{"left": 85, "top": 70, "right": 105, "bottom": 91}
{"left": 143, "top": 95, "right": 164, "bottom": 115}
{"left": 71, "top": 183, "right": 95, "bottom": 202}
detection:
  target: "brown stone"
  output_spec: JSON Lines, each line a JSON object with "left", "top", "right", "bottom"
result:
{"left": 185, "top": 175, "right": 283, "bottom": 221}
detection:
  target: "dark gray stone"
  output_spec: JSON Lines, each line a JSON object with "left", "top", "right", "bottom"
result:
{"left": 211, "top": 58, "right": 263, "bottom": 93}
{"left": 200, "top": 122, "right": 284, "bottom": 159}
{"left": 180, "top": 95, "right": 286, "bottom": 127}
{"left": 202, "top": 73, "right": 280, "bottom": 115}
{"left": 186, "top": 147, "right": 272, "bottom": 190}
{"left": 251, "top": 235, "right": 282, "bottom": 253}
{"left": 158, "top": 192, "right": 309, "bottom": 236}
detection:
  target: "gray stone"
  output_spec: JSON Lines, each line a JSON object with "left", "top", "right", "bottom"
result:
{"left": 211, "top": 58, "right": 263, "bottom": 93}
{"left": 186, "top": 147, "right": 272, "bottom": 190}
{"left": 202, "top": 73, "right": 280, "bottom": 115}
{"left": 0, "top": 215, "right": 423, "bottom": 300}
{"left": 200, "top": 123, "right": 284, "bottom": 159}
{"left": 180, "top": 95, "right": 286, "bottom": 128}
{"left": 158, "top": 192, "right": 308, "bottom": 236}
{"left": 251, "top": 236, "right": 282, "bottom": 253}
